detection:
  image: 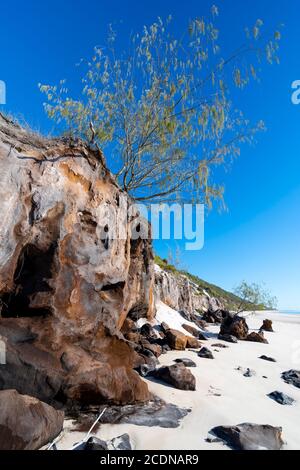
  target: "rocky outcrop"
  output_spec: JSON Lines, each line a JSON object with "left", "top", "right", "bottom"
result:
{"left": 154, "top": 265, "right": 222, "bottom": 315}
{"left": 246, "top": 331, "right": 268, "bottom": 344}
{"left": 153, "top": 364, "right": 196, "bottom": 391}
{"left": 260, "top": 319, "right": 274, "bottom": 332}
{"left": 0, "top": 389, "right": 64, "bottom": 450}
{"left": 220, "top": 312, "right": 249, "bottom": 340}
{"left": 0, "top": 114, "right": 155, "bottom": 406}
{"left": 209, "top": 423, "right": 284, "bottom": 450}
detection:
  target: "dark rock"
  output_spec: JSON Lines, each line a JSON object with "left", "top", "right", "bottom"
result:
{"left": 243, "top": 368, "right": 256, "bottom": 378}
{"left": 79, "top": 433, "right": 132, "bottom": 451}
{"left": 161, "top": 322, "right": 171, "bottom": 333}
{"left": 198, "top": 332, "right": 208, "bottom": 341}
{"left": 260, "top": 319, "right": 274, "bottom": 332}
{"left": 281, "top": 370, "right": 300, "bottom": 389}
{"left": 220, "top": 312, "right": 249, "bottom": 340}
{"left": 210, "top": 423, "right": 284, "bottom": 450}
{"left": 88, "top": 397, "right": 191, "bottom": 428}
{"left": 268, "top": 391, "right": 295, "bottom": 406}
{"left": 182, "top": 323, "right": 199, "bottom": 337}
{"left": 259, "top": 355, "right": 276, "bottom": 363}
{"left": 165, "top": 329, "right": 187, "bottom": 350}
{"left": 211, "top": 343, "right": 229, "bottom": 349}
{"left": 198, "top": 347, "right": 214, "bottom": 359}
{"left": 0, "top": 389, "right": 64, "bottom": 450}
{"left": 246, "top": 331, "right": 268, "bottom": 344}
{"left": 202, "top": 309, "right": 225, "bottom": 324}
{"left": 174, "top": 358, "right": 197, "bottom": 367}
{"left": 218, "top": 333, "right": 238, "bottom": 344}
{"left": 153, "top": 364, "right": 196, "bottom": 390}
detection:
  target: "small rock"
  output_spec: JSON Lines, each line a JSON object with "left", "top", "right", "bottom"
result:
{"left": 198, "top": 347, "right": 214, "bottom": 359}
{"left": 246, "top": 331, "right": 268, "bottom": 344}
{"left": 243, "top": 368, "right": 256, "bottom": 378}
{"left": 281, "top": 370, "right": 300, "bottom": 389}
{"left": 212, "top": 343, "right": 229, "bottom": 349}
{"left": 268, "top": 391, "right": 295, "bottom": 406}
{"left": 259, "top": 355, "right": 276, "bottom": 363}
{"left": 182, "top": 324, "right": 199, "bottom": 338}
{"left": 260, "top": 319, "right": 274, "bottom": 332}
{"left": 153, "top": 364, "right": 196, "bottom": 391}
{"left": 218, "top": 333, "right": 238, "bottom": 343}
{"left": 81, "top": 433, "right": 132, "bottom": 451}
{"left": 174, "top": 358, "right": 197, "bottom": 367}
{"left": 209, "top": 423, "right": 284, "bottom": 450}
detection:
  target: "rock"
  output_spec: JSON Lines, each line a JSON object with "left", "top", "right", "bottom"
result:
{"left": 182, "top": 323, "right": 199, "bottom": 337}
{"left": 198, "top": 332, "right": 208, "bottom": 341}
{"left": 260, "top": 319, "right": 274, "bottom": 332}
{"left": 220, "top": 312, "right": 249, "bottom": 340}
{"left": 218, "top": 333, "right": 238, "bottom": 343}
{"left": 165, "top": 329, "right": 187, "bottom": 350}
{"left": 202, "top": 309, "right": 224, "bottom": 324}
{"left": 281, "top": 370, "right": 300, "bottom": 389}
{"left": 211, "top": 343, "right": 229, "bottom": 349}
{"left": 0, "top": 389, "right": 64, "bottom": 450}
{"left": 0, "top": 115, "right": 156, "bottom": 406}
{"left": 209, "top": 423, "right": 284, "bottom": 450}
{"left": 198, "top": 347, "right": 214, "bottom": 359}
{"left": 259, "top": 355, "right": 276, "bottom": 363}
{"left": 246, "top": 331, "right": 268, "bottom": 344}
{"left": 153, "top": 364, "right": 196, "bottom": 391}
{"left": 161, "top": 322, "right": 171, "bottom": 333}
{"left": 174, "top": 358, "right": 197, "bottom": 367}
{"left": 243, "top": 368, "right": 256, "bottom": 378}
{"left": 268, "top": 391, "right": 295, "bottom": 406}
{"left": 185, "top": 336, "right": 201, "bottom": 349}
{"left": 91, "top": 397, "right": 190, "bottom": 428}
{"left": 82, "top": 433, "right": 132, "bottom": 451}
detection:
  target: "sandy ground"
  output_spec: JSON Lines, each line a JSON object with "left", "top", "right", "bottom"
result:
{"left": 57, "top": 309, "right": 300, "bottom": 450}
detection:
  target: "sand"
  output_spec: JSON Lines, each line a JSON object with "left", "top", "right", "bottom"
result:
{"left": 57, "top": 308, "right": 300, "bottom": 450}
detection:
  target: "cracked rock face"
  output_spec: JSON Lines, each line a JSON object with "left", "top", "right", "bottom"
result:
{"left": 0, "top": 115, "right": 155, "bottom": 406}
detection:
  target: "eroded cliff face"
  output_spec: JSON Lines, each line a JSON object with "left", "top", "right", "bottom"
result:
{"left": 154, "top": 265, "right": 222, "bottom": 315}
{"left": 0, "top": 114, "right": 154, "bottom": 406}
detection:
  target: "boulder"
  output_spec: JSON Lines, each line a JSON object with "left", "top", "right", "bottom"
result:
{"left": 218, "top": 333, "right": 238, "bottom": 344}
{"left": 0, "top": 115, "right": 155, "bottom": 406}
{"left": 0, "top": 389, "right": 64, "bottom": 450}
{"left": 182, "top": 323, "right": 199, "bottom": 337}
{"left": 198, "top": 347, "right": 214, "bottom": 359}
{"left": 281, "top": 370, "right": 300, "bottom": 389}
{"left": 165, "top": 329, "right": 187, "bottom": 350}
{"left": 260, "top": 319, "right": 274, "bottom": 332}
{"left": 174, "top": 358, "right": 197, "bottom": 367}
{"left": 153, "top": 364, "right": 196, "bottom": 391}
{"left": 246, "top": 331, "right": 268, "bottom": 344}
{"left": 220, "top": 312, "right": 249, "bottom": 340}
{"left": 202, "top": 309, "right": 224, "bottom": 324}
{"left": 210, "top": 423, "right": 284, "bottom": 450}
{"left": 259, "top": 355, "right": 276, "bottom": 363}
{"left": 185, "top": 336, "right": 201, "bottom": 349}
{"left": 268, "top": 391, "right": 295, "bottom": 406}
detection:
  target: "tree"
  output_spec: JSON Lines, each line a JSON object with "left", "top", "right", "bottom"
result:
{"left": 39, "top": 6, "right": 281, "bottom": 205}
{"left": 233, "top": 280, "right": 278, "bottom": 314}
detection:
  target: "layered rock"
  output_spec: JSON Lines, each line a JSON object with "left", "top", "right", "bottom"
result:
{"left": 154, "top": 265, "right": 222, "bottom": 315}
{"left": 0, "top": 114, "right": 155, "bottom": 406}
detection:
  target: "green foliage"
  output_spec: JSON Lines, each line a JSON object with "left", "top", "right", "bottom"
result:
{"left": 233, "top": 280, "right": 278, "bottom": 313}
{"left": 39, "top": 7, "right": 281, "bottom": 205}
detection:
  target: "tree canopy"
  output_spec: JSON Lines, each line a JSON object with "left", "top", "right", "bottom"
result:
{"left": 40, "top": 6, "right": 281, "bottom": 205}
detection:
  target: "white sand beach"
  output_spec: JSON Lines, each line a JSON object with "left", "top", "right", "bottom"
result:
{"left": 58, "top": 309, "right": 300, "bottom": 450}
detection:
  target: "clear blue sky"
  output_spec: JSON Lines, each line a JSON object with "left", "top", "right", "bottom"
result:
{"left": 0, "top": 0, "right": 299, "bottom": 309}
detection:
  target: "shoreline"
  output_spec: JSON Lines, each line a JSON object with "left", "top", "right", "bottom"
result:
{"left": 58, "top": 311, "right": 300, "bottom": 450}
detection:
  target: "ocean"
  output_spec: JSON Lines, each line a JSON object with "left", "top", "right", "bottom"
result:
{"left": 279, "top": 310, "right": 300, "bottom": 315}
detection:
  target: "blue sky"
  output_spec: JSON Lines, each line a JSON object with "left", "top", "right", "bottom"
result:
{"left": 0, "top": 0, "right": 299, "bottom": 309}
